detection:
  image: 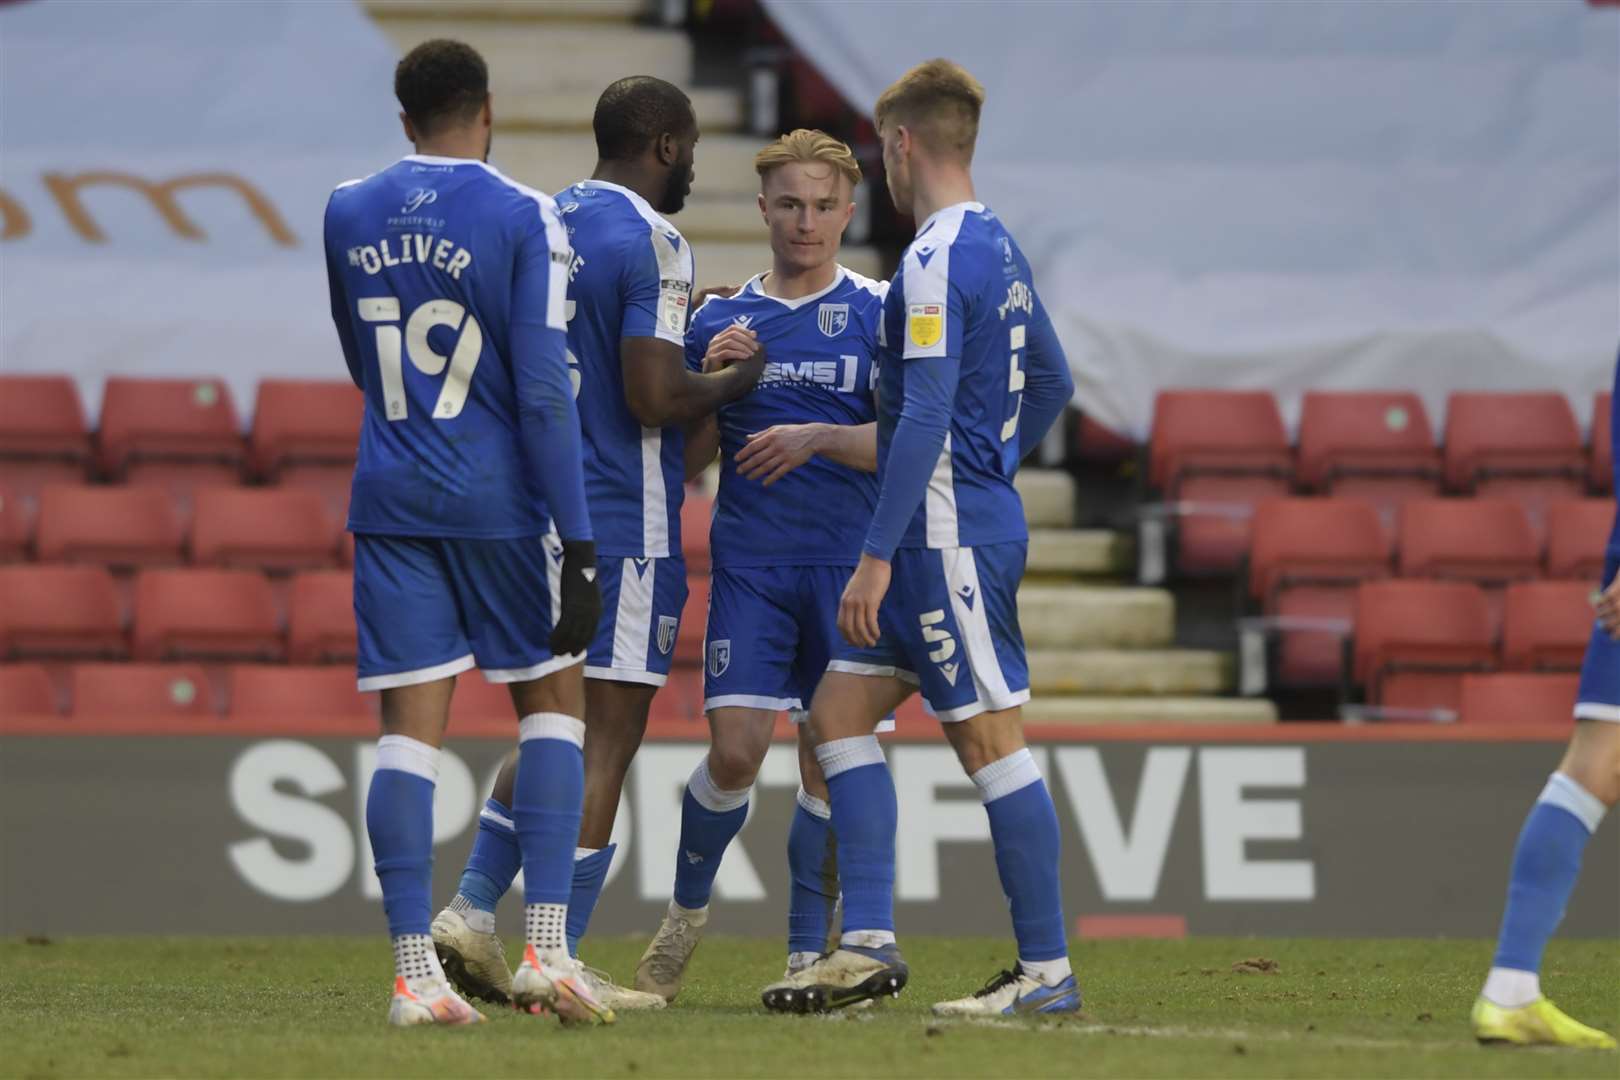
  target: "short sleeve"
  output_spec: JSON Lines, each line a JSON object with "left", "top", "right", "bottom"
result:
{"left": 684, "top": 312, "right": 710, "bottom": 373}
{"left": 620, "top": 223, "right": 695, "bottom": 346}
{"left": 899, "top": 241, "right": 968, "bottom": 362}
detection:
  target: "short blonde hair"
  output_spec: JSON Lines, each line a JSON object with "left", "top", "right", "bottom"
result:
{"left": 873, "top": 58, "right": 984, "bottom": 160}
{"left": 754, "top": 128, "right": 863, "bottom": 191}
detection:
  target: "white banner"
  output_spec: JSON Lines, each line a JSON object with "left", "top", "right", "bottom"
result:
{"left": 0, "top": 0, "right": 402, "bottom": 418}
{"left": 764, "top": 0, "right": 1620, "bottom": 437}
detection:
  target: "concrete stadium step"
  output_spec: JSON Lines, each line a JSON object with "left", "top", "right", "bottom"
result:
{"left": 365, "top": 0, "right": 646, "bottom": 23}
{"left": 497, "top": 132, "right": 768, "bottom": 197}
{"left": 495, "top": 87, "right": 744, "bottom": 134}
{"left": 1022, "top": 695, "right": 1278, "bottom": 726}
{"left": 1025, "top": 528, "right": 1131, "bottom": 578}
{"left": 1018, "top": 585, "right": 1172, "bottom": 650}
{"left": 372, "top": 18, "right": 691, "bottom": 103}
{"left": 1014, "top": 469, "right": 1075, "bottom": 528}
{"left": 1027, "top": 649, "right": 1233, "bottom": 696}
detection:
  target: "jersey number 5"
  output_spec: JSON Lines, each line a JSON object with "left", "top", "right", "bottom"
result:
{"left": 999, "top": 324, "right": 1027, "bottom": 443}
{"left": 358, "top": 297, "right": 483, "bottom": 421}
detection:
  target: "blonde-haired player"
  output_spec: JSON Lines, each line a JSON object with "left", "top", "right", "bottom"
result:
{"left": 761, "top": 59, "right": 1078, "bottom": 1016}
{"left": 633, "top": 129, "right": 894, "bottom": 1001}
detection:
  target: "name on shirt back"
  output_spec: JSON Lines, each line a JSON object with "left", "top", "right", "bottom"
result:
{"left": 344, "top": 233, "right": 474, "bottom": 279}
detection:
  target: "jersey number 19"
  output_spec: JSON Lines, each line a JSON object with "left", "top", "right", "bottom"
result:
{"left": 358, "top": 297, "right": 484, "bottom": 421}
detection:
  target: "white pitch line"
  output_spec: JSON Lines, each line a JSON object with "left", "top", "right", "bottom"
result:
{"left": 932, "top": 1016, "right": 1450, "bottom": 1052}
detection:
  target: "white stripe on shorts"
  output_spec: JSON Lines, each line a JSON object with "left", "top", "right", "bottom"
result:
{"left": 611, "top": 557, "right": 656, "bottom": 672}
{"left": 357, "top": 653, "right": 476, "bottom": 692}
{"left": 1573, "top": 701, "right": 1620, "bottom": 722}
{"left": 483, "top": 651, "right": 583, "bottom": 684}
{"left": 826, "top": 659, "right": 921, "bottom": 685}
{"left": 641, "top": 428, "right": 669, "bottom": 558}
{"left": 944, "top": 546, "right": 1019, "bottom": 708}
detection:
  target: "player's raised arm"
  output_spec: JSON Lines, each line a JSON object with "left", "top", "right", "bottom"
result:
{"left": 512, "top": 199, "right": 600, "bottom": 653}
{"left": 619, "top": 236, "right": 764, "bottom": 427}
{"left": 322, "top": 195, "right": 364, "bottom": 389}
{"left": 1013, "top": 290, "right": 1075, "bottom": 460}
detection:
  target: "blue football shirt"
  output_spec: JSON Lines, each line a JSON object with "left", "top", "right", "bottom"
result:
{"left": 871, "top": 201, "right": 1054, "bottom": 552}
{"left": 685, "top": 266, "right": 886, "bottom": 569}
{"left": 553, "top": 179, "right": 695, "bottom": 559}
{"left": 323, "top": 154, "right": 577, "bottom": 539}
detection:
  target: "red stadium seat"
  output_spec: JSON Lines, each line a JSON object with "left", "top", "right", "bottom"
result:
{"left": 228, "top": 664, "right": 375, "bottom": 720}
{"left": 0, "top": 663, "right": 60, "bottom": 714}
{"left": 1456, "top": 673, "right": 1578, "bottom": 726}
{"left": 450, "top": 671, "right": 514, "bottom": 724}
{"left": 248, "top": 379, "right": 362, "bottom": 480}
{"left": 675, "top": 573, "right": 710, "bottom": 666}
{"left": 1352, "top": 580, "right": 1495, "bottom": 712}
{"left": 0, "top": 565, "right": 126, "bottom": 659}
{"left": 681, "top": 490, "right": 713, "bottom": 576}
{"left": 71, "top": 662, "right": 214, "bottom": 717}
{"left": 33, "top": 486, "right": 184, "bottom": 568}
{"left": 1248, "top": 498, "right": 1389, "bottom": 687}
{"left": 0, "top": 376, "right": 91, "bottom": 498}
{"left": 0, "top": 486, "right": 32, "bottom": 561}
{"left": 1149, "top": 391, "right": 1293, "bottom": 574}
{"left": 0, "top": 374, "right": 89, "bottom": 453}
{"left": 1297, "top": 391, "right": 1440, "bottom": 540}
{"left": 1073, "top": 413, "right": 1137, "bottom": 464}
{"left": 1444, "top": 392, "right": 1585, "bottom": 534}
{"left": 1397, "top": 499, "right": 1539, "bottom": 625}
{"left": 191, "top": 488, "right": 339, "bottom": 572}
{"left": 277, "top": 463, "right": 353, "bottom": 522}
{"left": 287, "top": 570, "right": 356, "bottom": 663}
{"left": 1592, "top": 391, "right": 1612, "bottom": 494}
{"left": 97, "top": 377, "right": 245, "bottom": 506}
{"left": 1501, "top": 581, "right": 1592, "bottom": 672}
{"left": 1544, "top": 499, "right": 1612, "bottom": 581}
{"left": 132, "top": 568, "right": 281, "bottom": 661}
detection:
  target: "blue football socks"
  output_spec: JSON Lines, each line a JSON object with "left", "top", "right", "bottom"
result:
{"left": 367, "top": 734, "right": 441, "bottom": 939}
{"left": 457, "top": 797, "right": 520, "bottom": 914}
{"left": 671, "top": 758, "right": 751, "bottom": 911}
{"left": 816, "top": 735, "right": 896, "bottom": 945}
{"left": 513, "top": 713, "right": 585, "bottom": 952}
{"left": 973, "top": 748, "right": 1071, "bottom": 979}
{"left": 787, "top": 787, "right": 839, "bottom": 958}
{"left": 567, "top": 843, "right": 616, "bottom": 956}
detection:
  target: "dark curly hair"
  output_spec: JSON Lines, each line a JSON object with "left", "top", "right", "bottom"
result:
{"left": 593, "top": 76, "right": 695, "bottom": 162}
{"left": 394, "top": 39, "right": 489, "bottom": 137}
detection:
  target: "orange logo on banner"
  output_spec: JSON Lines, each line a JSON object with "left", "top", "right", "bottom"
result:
{"left": 0, "top": 171, "right": 298, "bottom": 246}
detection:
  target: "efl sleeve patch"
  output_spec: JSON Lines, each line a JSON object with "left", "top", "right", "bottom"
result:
{"left": 657, "top": 278, "right": 691, "bottom": 337}
{"left": 907, "top": 303, "right": 944, "bottom": 349}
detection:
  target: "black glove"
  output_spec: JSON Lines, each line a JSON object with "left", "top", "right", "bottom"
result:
{"left": 549, "top": 538, "right": 602, "bottom": 656}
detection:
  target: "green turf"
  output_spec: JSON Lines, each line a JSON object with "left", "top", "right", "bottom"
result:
{"left": 1, "top": 936, "right": 1615, "bottom": 1078}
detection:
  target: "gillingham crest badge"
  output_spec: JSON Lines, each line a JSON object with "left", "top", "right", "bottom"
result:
{"left": 656, "top": 615, "right": 679, "bottom": 656}
{"left": 707, "top": 638, "right": 731, "bottom": 678}
{"left": 907, "top": 303, "right": 944, "bottom": 348}
{"left": 817, "top": 302, "right": 849, "bottom": 338}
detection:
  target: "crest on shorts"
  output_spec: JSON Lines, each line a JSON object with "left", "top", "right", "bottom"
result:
{"left": 817, "top": 303, "right": 849, "bottom": 338}
{"left": 707, "top": 638, "right": 731, "bottom": 678}
{"left": 656, "top": 615, "right": 679, "bottom": 656}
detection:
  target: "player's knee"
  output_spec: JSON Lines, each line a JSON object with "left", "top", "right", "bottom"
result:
{"left": 945, "top": 717, "right": 1027, "bottom": 777}
{"left": 707, "top": 740, "right": 765, "bottom": 790}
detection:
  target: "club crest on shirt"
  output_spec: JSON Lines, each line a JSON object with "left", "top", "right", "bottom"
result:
{"left": 656, "top": 615, "right": 679, "bottom": 656}
{"left": 707, "top": 638, "right": 731, "bottom": 678}
{"left": 908, "top": 303, "right": 944, "bottom": 348}
{"left": 817, "top": 302, "right": 849, "bottom": 338}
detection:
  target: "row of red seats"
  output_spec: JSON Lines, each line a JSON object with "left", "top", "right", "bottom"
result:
{"left": 0, "top": 376, "right": 359, "bottom": 508}
{"left": 0, "top": 663, "right": 707, "bottom": 724}
{"left": 0, "top": 563, "right": 715, "bottom": 670}
{"left": 1348, "top": 579, "right": 1594, "bottom": 713}
{"left": 1150, "top": 389, "right": 1610, "bottom": 574}
{"left": 1249, "top": 497, "right": 1608, "bottom": 688}
{"left": 1, "top": 486, "right": 349, "bottom": 569}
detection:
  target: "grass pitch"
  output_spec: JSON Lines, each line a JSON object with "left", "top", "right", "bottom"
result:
{"left": 2, "top": 936, "right": 1615, "bottom": 1078}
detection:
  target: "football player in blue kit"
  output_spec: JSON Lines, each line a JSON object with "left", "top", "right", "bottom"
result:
{"left": 761, "top": 60, "right": 1079, "bottom": 1017}
{"left": 630, "top": 130, "right": 891, "bottom": 1002}
{"left": 325, "top": 39, "right": 610, "bottom": 1027}
{"left": 430, "top": 75, "right": 764, "bottom": 1012}
{"left": 1470, "top": 354, "right": 1619, "bottom": 1051}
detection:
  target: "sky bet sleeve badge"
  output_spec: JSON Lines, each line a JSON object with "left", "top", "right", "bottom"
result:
{"left": 907, "top": 303, "right": 944, "bottom": 348}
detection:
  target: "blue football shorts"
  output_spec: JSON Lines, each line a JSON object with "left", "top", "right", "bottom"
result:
{"left": 352, "top": 532, "right": 578, "bottom": 691}
{"left": 703, "top": 563, "right": 893, "bottom": 731}
{"left": 1575, "top": 554, "right": 1620, "bottom": 723}
{"left": 829, "top": 541, "right": 1031, "bottom": 723}
{"left": 584, "top": 554, "right": 688, "bottom": 688}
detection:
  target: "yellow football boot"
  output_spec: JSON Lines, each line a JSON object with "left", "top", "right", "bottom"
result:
{"left": 1472, "top": 996, "right": 1617, "bottom": 1050}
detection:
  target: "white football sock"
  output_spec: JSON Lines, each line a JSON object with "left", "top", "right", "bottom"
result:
{"left": 392, "top": 933, "right": 446, "bottom": 986}
{"left": 448, "top": 893, "right": 496, "bottom": 935}
{"left": 524, "top": 902, "right": 568, "bottom": 962}
{"left": 841, "top": 929, "right": 896, "bottom": 950}
{"left": 1020, "top": 955, "right": 1073, "bottom": 987}
{"left": 1483, "top": 966, "right": 1540, "bottom": 1009}
{"left": 787, "top": 950, "right": 820, "bottom": 974}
